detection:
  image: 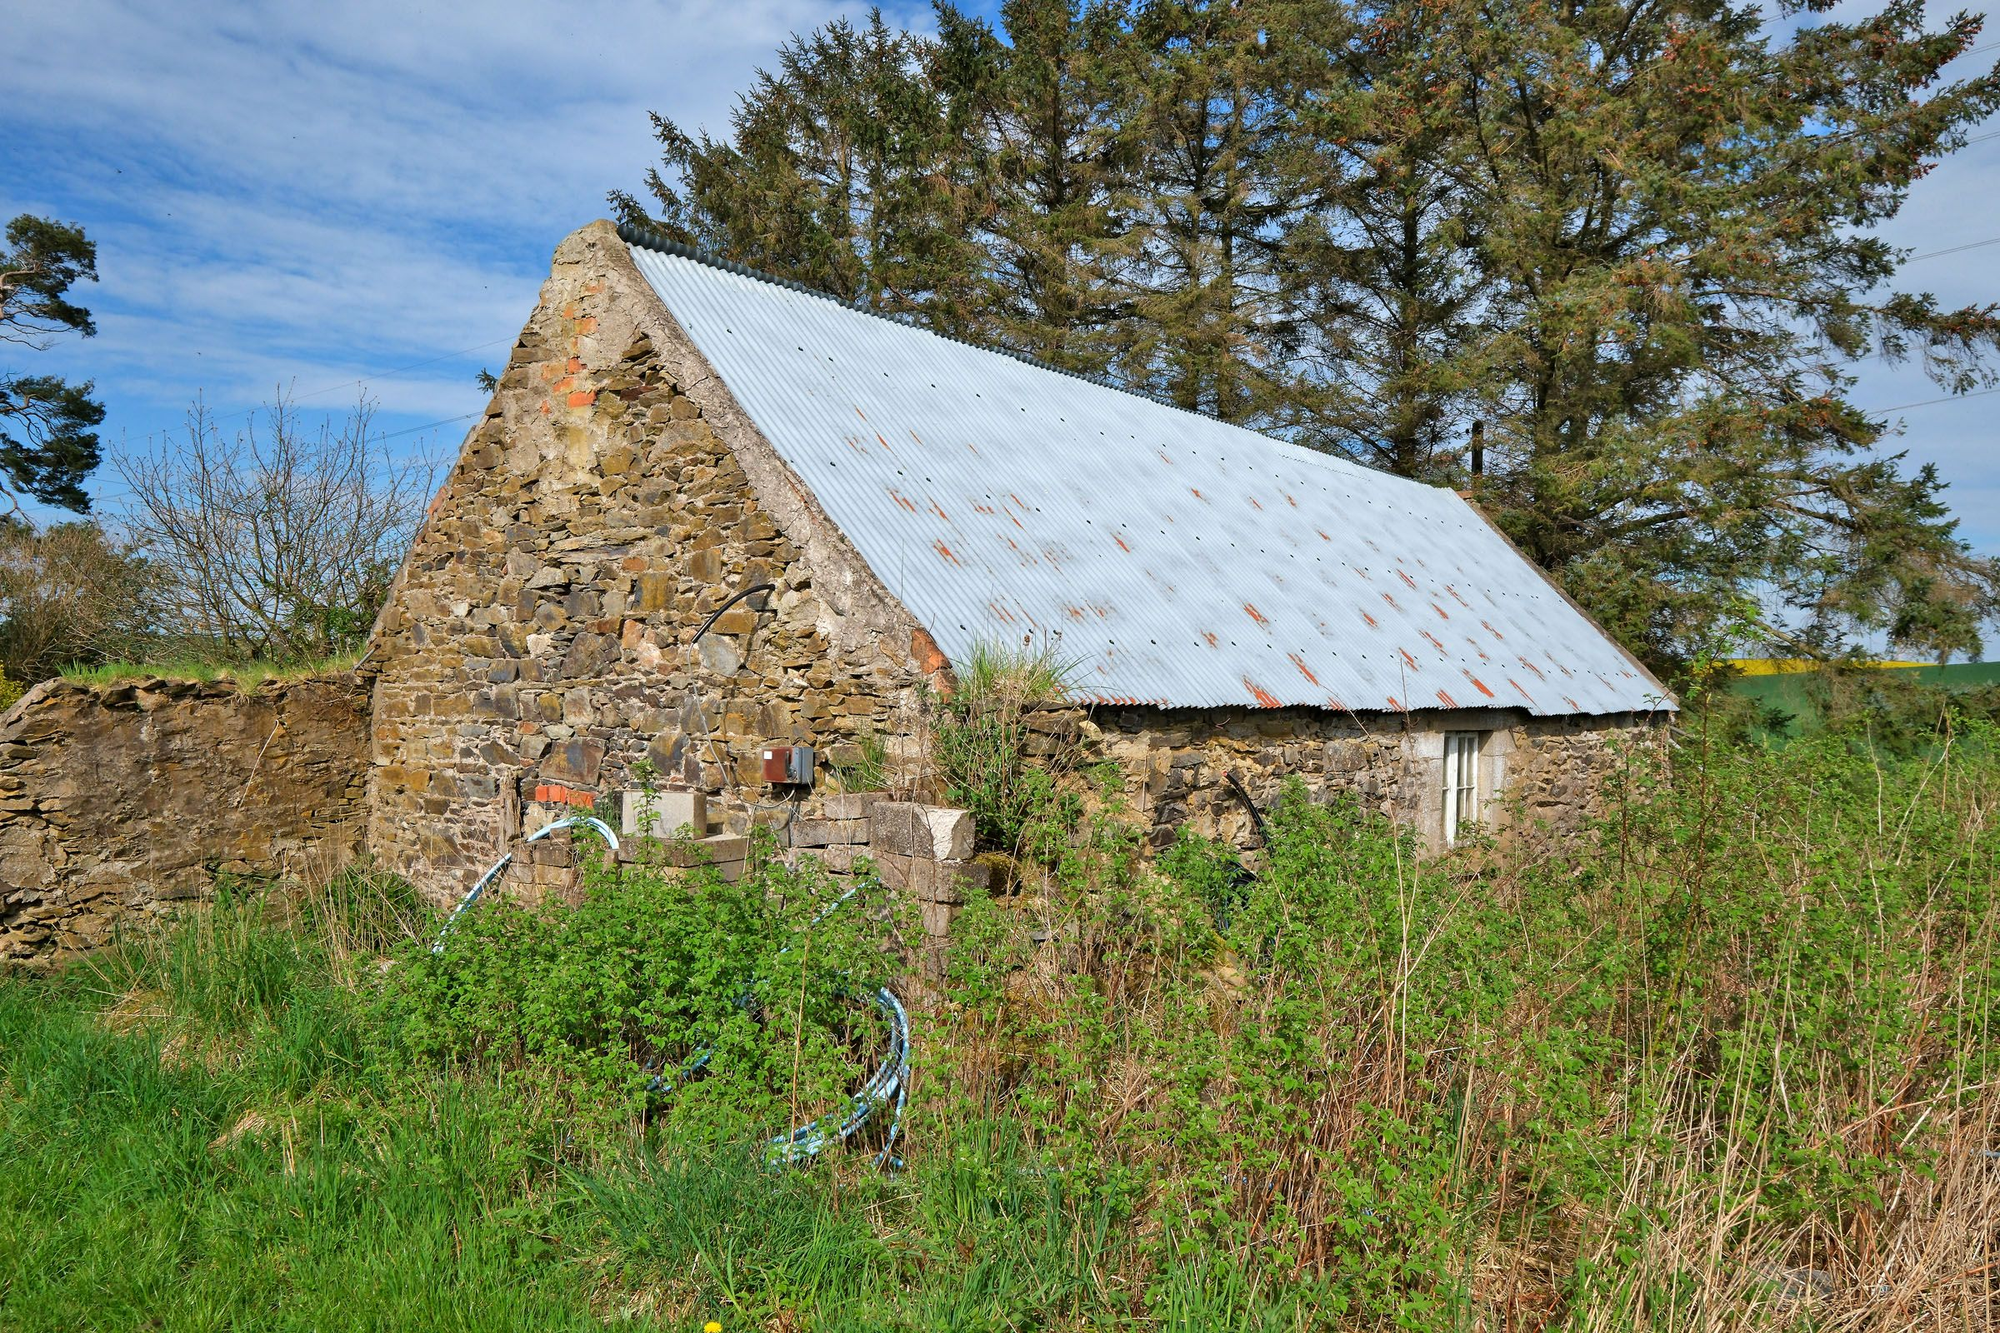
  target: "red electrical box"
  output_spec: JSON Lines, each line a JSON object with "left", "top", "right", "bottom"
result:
{"left": 762, "top": 745, "right": 815, "bottom": 784}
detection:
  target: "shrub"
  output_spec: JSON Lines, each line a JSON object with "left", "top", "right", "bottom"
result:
{"left": 0, "top": 518, "right": 158, "bottom": 683}
{"left": 390, "top": 837, "right": 903, "bottom": 1144}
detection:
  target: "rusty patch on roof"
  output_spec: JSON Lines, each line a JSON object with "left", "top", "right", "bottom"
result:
{"left": 1244, "top": 603, "right": 1270, "bottom": 627}
{"left": 1243, "top": 677, "right": 1282, "bottom": 708}
{"left": 1114, "top": 534, "right": 1131, "bottom": 552}
{"left": 934, "top": 539, "right": 961, "bottom": 566}
{"left": 1202, "top": 631, "right": 1220, "bottom": 647}
{"left": 1436, "top": 689, "right": 1459, "bottom": 708}
{"left": 1467, "top": 674, "right": 1496, "bottom": 698}
{"left": 1288, "top": 653, "right": 1320, "bottom": 685}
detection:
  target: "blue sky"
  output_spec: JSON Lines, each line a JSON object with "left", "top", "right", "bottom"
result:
{"left": 3, "top": 0, "right": 1996, "bottom": 559}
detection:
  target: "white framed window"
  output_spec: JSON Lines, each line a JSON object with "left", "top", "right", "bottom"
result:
{"left": 1442, "top": 731, "right": 1482, "bottom": 845}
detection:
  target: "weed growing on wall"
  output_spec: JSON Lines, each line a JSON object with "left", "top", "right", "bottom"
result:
{"left": 928, "top": 638, "right": 1085, "bottom": 855}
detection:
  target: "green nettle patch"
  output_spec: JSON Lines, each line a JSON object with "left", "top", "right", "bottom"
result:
{"left": 2, "top": 719, "right": 1997, "bottom": 1329}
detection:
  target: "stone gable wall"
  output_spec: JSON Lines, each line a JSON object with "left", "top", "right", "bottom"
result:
{"left": 0, "top": 674, "right": 369, "bottom": 966}
{"left": 367, "top": 225, "right": 939, "bottom": 901}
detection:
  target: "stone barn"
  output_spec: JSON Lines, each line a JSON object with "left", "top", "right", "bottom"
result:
{"left": 366, "top": 219, "right": 1673, "bottom": 898}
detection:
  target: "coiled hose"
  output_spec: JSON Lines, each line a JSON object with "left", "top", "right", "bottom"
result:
{"left": 432, "top": 816, "right": 909, "bottom": 1169}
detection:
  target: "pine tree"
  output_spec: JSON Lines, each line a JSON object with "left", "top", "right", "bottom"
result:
{"left": 1115, "top": 0, "right": 1307, "bottom": 419}
{"left": 935, "top": 0, "right": 1141, "bottom": 373}
{"left": 1264, "top": 0, "right": 1492, "bottom": 476}
{"left": 610, "top": 11, "right": 983, "bottom": 321}
{"left": 0, "top": 215, "right": 104, "bottom": 513}
{"left": 1451, "top": 0, "right": 2000, "bottom": 657}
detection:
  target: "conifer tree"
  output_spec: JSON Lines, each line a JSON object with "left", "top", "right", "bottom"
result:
{"left": 1448, "top": 0, "right": 2000, "bottom": 657}
{"left": 1265, "top": 0, "right": 1492, "bottom": 476}
{"left": 935, "top": 0, "right": 1141, "bottom": 373}
{"left": 1115, "top": 0, "right": 1308, "bottom": 419}
{"left": 610, "top": 11, "right": 984, "bottom": 322}
{"left": 0, "top": 215, "right": 104, "bottom": 513}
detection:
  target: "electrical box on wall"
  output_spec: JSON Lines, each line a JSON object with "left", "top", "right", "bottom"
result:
{"left": 761, "top": 745, "right": 815, "bottom": 785}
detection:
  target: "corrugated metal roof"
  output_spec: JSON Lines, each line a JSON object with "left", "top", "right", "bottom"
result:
{"left": 626, "top": 234, "right": 1671, "bottom": 716}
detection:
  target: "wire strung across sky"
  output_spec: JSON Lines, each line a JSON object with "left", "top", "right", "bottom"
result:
{"left": 102, "top": 334, "right": 514, "bottom": 456}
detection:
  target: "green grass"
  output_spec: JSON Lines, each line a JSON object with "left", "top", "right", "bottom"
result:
{"left": 1727, "top": 659, "right": 2000, "bottom": 738}
{"left": 56, "top": 649, "right": 364, "bottom": 690}
{"left": 3, "top": 727, "right": 1998, "bottom": 1329}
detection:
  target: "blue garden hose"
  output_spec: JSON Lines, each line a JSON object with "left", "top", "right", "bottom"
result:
{"left": 433, "top": 818, "right": 910, "bottom": 1169}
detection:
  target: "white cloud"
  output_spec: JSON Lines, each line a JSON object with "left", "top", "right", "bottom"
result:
{"left": 0, "top": 0, "right": 920, "bottom": 492}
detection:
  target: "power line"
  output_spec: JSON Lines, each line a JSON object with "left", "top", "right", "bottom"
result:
{"left": 112, "top": 334, "right": 513, "bottom": 452}
{"left": 377, "top": 411, "right": 479, "bottom": 442}
{"left": 1875, "top": 383, "right": 2000, "bottom": 412}
{"left": 1905, "top": 233, "right": 2000, "bottom": 262}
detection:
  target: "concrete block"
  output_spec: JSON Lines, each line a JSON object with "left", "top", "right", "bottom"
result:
{"left": 869, "top": 852, "right": 994, "bottom": 904}
{"left": 871, "top": 849, "right": 915, "bottom": 891}
{"left": 622, "top": 787, "right": 704, "bottom": 837}
{"left": 871, "top": 802, "right": 974, "bottom": 860}
{"left": 822, "top": 791, "right": 886, "bottom": 821}
{"left": 790, "top": 817, "right": 870, "bottom": 848}
{"left": 920, "top": 899, "right": 958, "bottom": 938}
{"left": 796, "top": 844, "right": 862, "bottom": 874}
{"left": 663, "top": 834, "right": 750, "bottom": 874}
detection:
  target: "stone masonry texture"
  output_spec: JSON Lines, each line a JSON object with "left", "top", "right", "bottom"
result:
{"left": 1085, "top": 703, "right": 1667, "bottom": 850}
{"left": 367, "top": 221, "right": 943, "bottom": 901}
{"left": 0, "top": 675, "right": 369, "bottom": 967}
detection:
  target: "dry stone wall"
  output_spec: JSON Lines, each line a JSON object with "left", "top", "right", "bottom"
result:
{"left": 367, "top": 225, "right": 939, "bottom": 902}
{"left": 0, "top": 674, "right": 369, "bottom": 966}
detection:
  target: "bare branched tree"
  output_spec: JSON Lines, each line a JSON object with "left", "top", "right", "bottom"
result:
{"left": 117, "top": 394, "right": 439, "bottom": 663}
